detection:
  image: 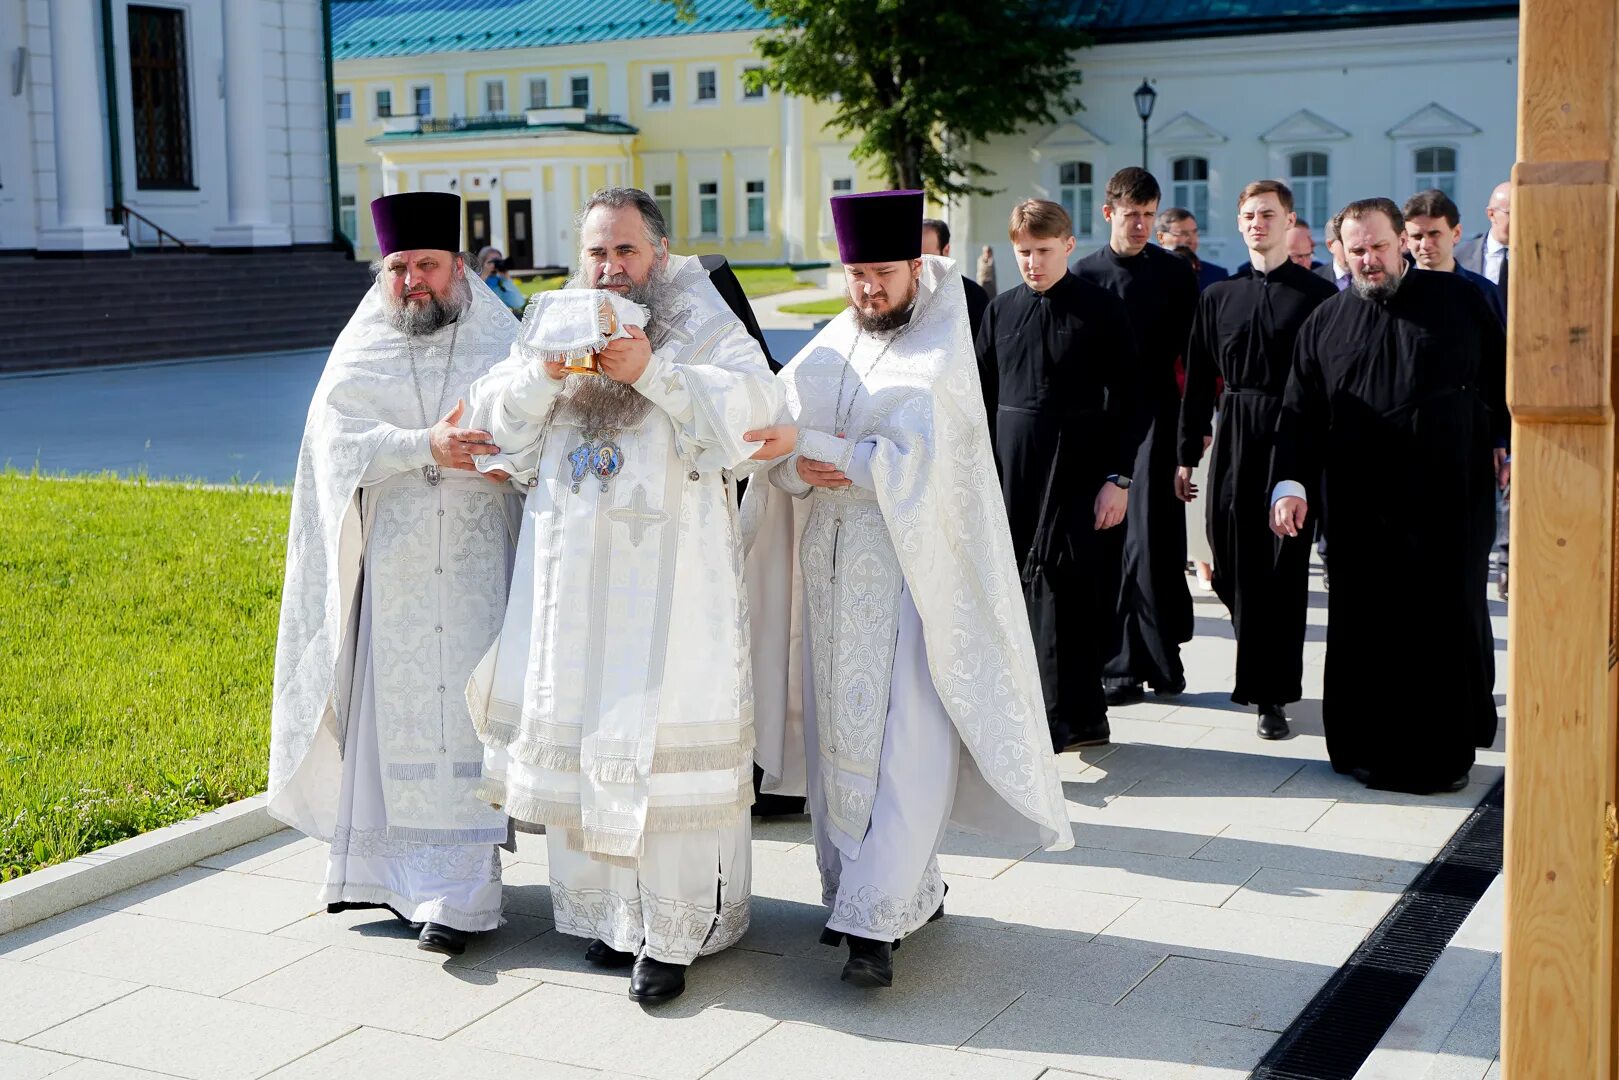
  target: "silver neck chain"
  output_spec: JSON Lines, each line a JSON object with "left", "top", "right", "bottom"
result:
{"left": 832, "top": 321, "right": 911, "bottom": 437}
{"left": 405, "top": 321, "right": 460, "bottom": 485}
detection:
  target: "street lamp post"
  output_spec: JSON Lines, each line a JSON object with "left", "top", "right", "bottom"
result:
{"left": 1134, "top": 78, "right": 1157, "bottom": 170}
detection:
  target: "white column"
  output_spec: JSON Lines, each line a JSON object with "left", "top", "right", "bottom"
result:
{"left": 211, "top": 0, "right": 291, "bottom": 247}
{"left": 780, "top": 94, "right": 804, "bottom": 263}
{"left": 38, "top": 0, "right": 128, "bottom": 253}
{"left": 489, "top": 174, "right": 506, "bottom": 253}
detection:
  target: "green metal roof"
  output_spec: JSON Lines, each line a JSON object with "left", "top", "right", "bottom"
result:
{"left": 331, "top": 0, "right": 774, "bottom": 60}
{"left": 369, "top": 113, "right": 639, "bottom": 141}
{"left": 330, "top": 0, "right": 1518, "bottom": 61}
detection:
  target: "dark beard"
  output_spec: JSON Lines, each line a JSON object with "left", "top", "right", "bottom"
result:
{"left": 387, "top": 273, "right": 473, "bottom": 336}
{"left": 559, "top": 373, "right": 654, "bottom": 433}
{"left": 848, "top": 279, "right": 918, "bottom": 334}
{"left": 1352, "top": 267, "right": 1404, "bottom": 302}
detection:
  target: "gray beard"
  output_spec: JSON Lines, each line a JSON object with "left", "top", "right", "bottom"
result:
{"left": 545, "top": 264, "right": 683, "bottom": 433}
{"left": 1352, "top": 268, "right": 1405, "bottom": 302}
{"left": 387, "top": 273, "right": 474, "bottom": 336}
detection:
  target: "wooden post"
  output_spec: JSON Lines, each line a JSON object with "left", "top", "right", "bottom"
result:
{"left": 1504, "top": 1, "right": 1619, "bottom": 1075}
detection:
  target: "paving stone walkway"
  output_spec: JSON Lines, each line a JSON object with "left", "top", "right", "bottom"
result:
{"left": 0, "top": 572, "right": 1507, "bottom": 1080}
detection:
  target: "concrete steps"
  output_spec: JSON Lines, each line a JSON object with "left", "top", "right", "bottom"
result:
{"left": 0, "top": 249, "right": 373, "bottom": 372}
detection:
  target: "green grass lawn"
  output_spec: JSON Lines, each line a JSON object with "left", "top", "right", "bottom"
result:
{"left": 778, "top": 296, "right": 849, "bottom": 316}
{"left": 516, "top": 264, "right": 817, "bottom": 301}
{"left": 0, "top": 473, "right": 290, "bottom": 881}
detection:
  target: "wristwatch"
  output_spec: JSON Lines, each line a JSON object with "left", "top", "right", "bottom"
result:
{"left": 1106, "top": 474, "right": 1132, "bottom": 490}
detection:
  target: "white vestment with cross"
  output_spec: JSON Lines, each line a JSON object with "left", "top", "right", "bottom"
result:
{"left": 464, "top": 254, "right": 782, "bottom": 962}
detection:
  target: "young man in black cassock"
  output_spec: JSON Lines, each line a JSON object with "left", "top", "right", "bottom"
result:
{"left": 1177, "top": 180, "right": 1337, "bottom": 740}
{"left": 975, "top": 198, "right": 1143, "bottom": 751}
{"left": 1073, "top": 167, "right": 1199, "bottom": 704}
{"left": 1272, "top": 198, "right": 1505, "bottom": 795}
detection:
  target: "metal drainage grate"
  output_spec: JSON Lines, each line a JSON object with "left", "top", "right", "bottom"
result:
{"left": 1251, "top": 777, "right": 1504, "bottom": 1080}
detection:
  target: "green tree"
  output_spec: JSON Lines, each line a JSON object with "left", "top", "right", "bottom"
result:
{"left": 739, "top": 1, "right": 1091, "bottom": 199}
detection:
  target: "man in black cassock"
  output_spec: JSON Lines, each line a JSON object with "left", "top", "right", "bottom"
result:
{"left": 1176, "top": 180, "right": 1337, "bottom": 740}
{"left": 923, "top": 218, "right": 990, "bottom": 337}
{"left": 976, "top": 198, "right": 1142, "bottom": 751}
{"left": 1272, "top": 197, "right": 1504, "bottom": 794}
{"left": 1074, "top": 167, "right": 1199, "bottom": 704}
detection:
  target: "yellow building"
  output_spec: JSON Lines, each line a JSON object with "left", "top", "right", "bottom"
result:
{"left": 332, "top": 1, "right": 880, "bottom": 269}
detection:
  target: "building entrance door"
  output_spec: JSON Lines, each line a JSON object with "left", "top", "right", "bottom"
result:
{"left": 506, "top": 199, "right": 533, "bottom": 268}
{"left": 465, "top": 200, "right": 490, "bottom": 254}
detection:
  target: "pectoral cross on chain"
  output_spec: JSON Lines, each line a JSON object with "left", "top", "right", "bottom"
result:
{"left": 608, "top": 484, "right": 670, "bottom": 547}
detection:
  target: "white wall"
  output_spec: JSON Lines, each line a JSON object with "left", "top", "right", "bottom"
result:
{"left": 961, "top": 18, "right": 1518, "bottom": 280}
{"left": 1, "top": 0, "right": 330, "bottom": 251}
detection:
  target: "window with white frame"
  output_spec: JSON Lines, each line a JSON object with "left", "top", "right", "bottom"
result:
{"left": 698, "top": 181, "right": 719, "bottom": 235}
{"left": 1171, "top": 156, "right": 1211, "bottom": 229}
{"left": 649, "top": 70, "right": 672, "bottom": 106}
{"left": 527, "top": 77, "right": 548, "bottom": 109}
{"left": 374, "top": 88, "right": 392, "bottom": 118}
{"left": 1413, "top": 146, "right": 1458, "bottom": 198}
{"left": 570, "top": 75, "right": 590, "bottom": 109}
{"left": 483, "top": 80, "right": 505, "bottom": 115}
{"left": 695, "top": 68, "right": 718, "bottom": 103}
{"left": 412, "top": 85, "right": 432, "bottom": 117}
{"left": 745, "top": 179, "right": 767, "bottom": 234}
{"left": 740, "top": 66, "right": 765, "bottom": 100}
{"left": 1289, "top": 152, "right": 1329, "bottom": 232}
{"left": 334, "top": 90, "right": 352, "bottom": 122}
{"left": 653, "top": 182, "right": 674, "bottom": 229}
{"left": 1058, "top": 161, "right": 1094, "bottom": 237}
{"left": 339, "top": 193, "right": 357, "bottom": 242}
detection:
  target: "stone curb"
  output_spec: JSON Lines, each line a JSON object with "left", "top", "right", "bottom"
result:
{"left": 0, "top": 794, "right": 282, "bottom": 935}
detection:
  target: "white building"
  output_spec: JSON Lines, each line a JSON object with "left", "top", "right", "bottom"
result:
{"left": 960, "top": 14, "right": 1520, "bottom": 273}
{"left": 0, "top": 0, "right": 333, "bottom": 254}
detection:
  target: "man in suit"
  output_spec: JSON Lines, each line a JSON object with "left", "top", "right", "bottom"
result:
{"left": 1314, "top": 216, "right": 1350, "bottom": 291}
{"left": 1402, "top": 189, "right": 1506, "bottom": 327}
{"left": 1287, "top": 220, "right": 1322, "bottom": 270}
{"left": 922, "top": 217, "right": 990, "bottom": 337}
{"left": 1454, "top": 181, "right": 1511, "bottom": 312}
{"left": 1156, "top": 207, "right": 1229, "bottom": 291}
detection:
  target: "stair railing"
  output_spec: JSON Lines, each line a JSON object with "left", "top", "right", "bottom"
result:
{"left": 111, "top": 204, "right": 192, "bottom": 251}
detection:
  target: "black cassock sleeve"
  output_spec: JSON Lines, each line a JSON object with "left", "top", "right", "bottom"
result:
{"left": 1271, "top": 311, "right": 1330, "bottom": 503}
{"left": 1469, "top": 286, "right": 1510, "bottom": 450}
{"left": 1100, "top": 296, "right": 1148, "bottom": 480}
{"left": 1178, "top": 290, "right": 1220, "bottom": 468}
{"left": 973, "top": 299, "right": 1000, "bottom": 443}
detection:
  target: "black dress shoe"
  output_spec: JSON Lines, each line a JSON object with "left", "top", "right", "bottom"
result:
{"left": 417, "top": 922, "right": 468, "bottom": 957}
{"left": 326, "top": 901, "right": 421, "bottom": 931}
{"left": 584, "top": 939, "right": 637, "bottom": 969}
{"left": 628, "top": 955, "right": 687, "bottom": 1004}
{"left": 1059, "top": 721, "right": 1111, "bottom": 751}
{"left": 1442, "top": 772, "right": 1471, "bottom": 794}
{"left": 1256, "top": 704, "right": 1290, "bottom": 740}
{"left": 841, "top": 934, "right": 894, "bottom": 988}
{"left": 1103, "top": 683, "right": 1145, "bottom": 707}
{"left": 1152, "top": 675, "right": 1187, "bottom": 697}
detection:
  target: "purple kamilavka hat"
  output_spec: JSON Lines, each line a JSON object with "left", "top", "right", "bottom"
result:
{"left": 830, "top": 189, "right": 925, "bottom": 264}
{"left": 370, "top": 191, "right": 461, "bottom": 256}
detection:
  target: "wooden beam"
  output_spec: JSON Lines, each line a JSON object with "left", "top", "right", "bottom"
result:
{"left": 1505, "top": 1, "right": 1619, "bottom": 1076}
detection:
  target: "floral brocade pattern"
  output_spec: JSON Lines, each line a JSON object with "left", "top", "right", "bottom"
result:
{"left": 331, "top": 825, "right": 501, "bottom": 883}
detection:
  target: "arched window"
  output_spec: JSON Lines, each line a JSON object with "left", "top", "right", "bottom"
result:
{"left": 1414, "top": 146, "right": 1458, "bottom": 198}
{"left": 1289, "top": 152, "right": 1329, "bottom": 232}
{"left": 1171, "top": 156, "right": 1210, "bottom": 227}
{"left": 1058, "top": 162, "right": 1094, "bottom": 236}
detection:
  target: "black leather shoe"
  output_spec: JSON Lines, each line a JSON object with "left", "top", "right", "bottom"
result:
{"left": 1256, "top": 704, "right": 1290, "bottom": 740}
{"left": 1442, "top": 772, "right": 1471, "bottom": 794}
{"left": 326, "top": 901, "right": 421, "bottom": 931}
{"left": 1103, "top": 683, "right": 1145, "bottom": 707}
{"left": 584, "top": 939, "right": 637, "bottom": 969}
{"left": 1059, "top": 721, "right": 1111, "bottom": 751}
{"left": 417, "top": 922, "right": 468, "bottom": 957}
{"left": 628, "top": 955, "right": 687, "bottom": 1004}
{"left": 841, "top": 935, "right": 894, "bottom": 988}
{"left": 1152, "top": 675, "right": 1187, "bottom": 697}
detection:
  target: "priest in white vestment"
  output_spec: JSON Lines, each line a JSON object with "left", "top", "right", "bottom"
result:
{"left": 466, "top": 187, "right": 782, "bottom": 1004}
{"left": 741, "top": 190, "right": 1074, "bottom": 989}
{"left": 268, "top": 192, "right": 522, "bottom": 958}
